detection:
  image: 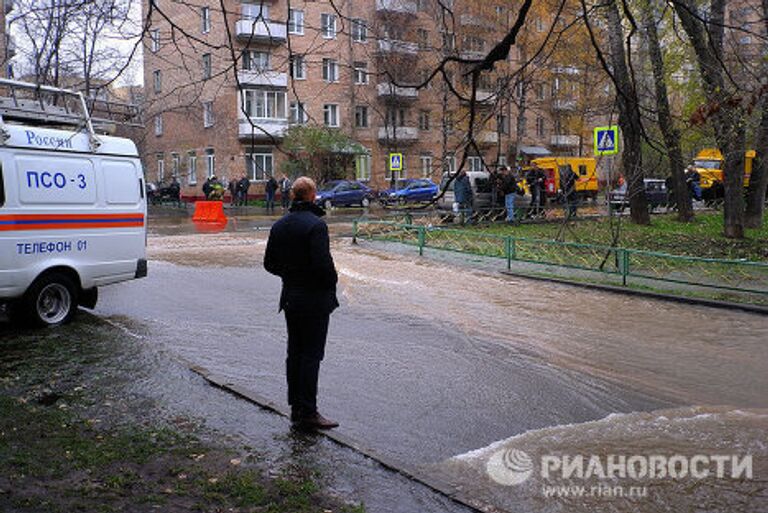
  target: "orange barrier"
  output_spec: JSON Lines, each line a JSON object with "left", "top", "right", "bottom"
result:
{"left": 192, "top": 201, "right": 227, "bottom": 223}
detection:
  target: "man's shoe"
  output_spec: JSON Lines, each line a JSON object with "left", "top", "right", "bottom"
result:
{"left": 297, "top": 412, "right": 339, "bottom": 430}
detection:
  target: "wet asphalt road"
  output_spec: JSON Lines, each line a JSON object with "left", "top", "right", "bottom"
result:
{"left": 94, "top": 233, "right": 671, "bottom": 469}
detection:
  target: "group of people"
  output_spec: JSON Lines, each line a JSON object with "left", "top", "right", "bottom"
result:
{"left": 263, "top": 174, "right": 293, "bottom": 213}
{"left": 453, "top": 163, "right": 578, "bottom": 223}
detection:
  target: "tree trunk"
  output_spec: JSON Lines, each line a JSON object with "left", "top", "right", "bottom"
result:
{"left": 744, "top": 0, "right": 768, "bottom": 228}
{"left": 673, "top": 0, "right": 745, "bottom": 238}
{"left": 605, "top": 0, "right": 650, "bottom": 224}
{"left": 640, "top": 0, "right": 692, "bottom": 221}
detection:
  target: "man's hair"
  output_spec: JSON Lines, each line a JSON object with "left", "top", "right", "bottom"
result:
{"left": 291, "top": 176, "right": 316, "bottom": 202}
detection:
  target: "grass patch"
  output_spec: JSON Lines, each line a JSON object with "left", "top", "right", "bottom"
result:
{"left": 0, "top": 324, "right": 365, "bottom": 513}
{"left": 467, "top": 212, "right": 768, "bottom": 261}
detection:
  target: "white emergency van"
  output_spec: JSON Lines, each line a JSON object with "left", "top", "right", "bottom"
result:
{"left": 0, "top": 79, "right": 146, "bottom": 326}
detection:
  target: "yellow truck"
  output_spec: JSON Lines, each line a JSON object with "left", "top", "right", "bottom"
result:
{"left": 691, "top": 148, "right": 755, "bottom": 200}
{"left": 529, "top": 157, "right": 599, "bottom": 201}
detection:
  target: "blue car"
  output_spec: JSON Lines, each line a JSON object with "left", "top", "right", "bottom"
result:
{"left": 379, "top": 178, "right": 438, "bottom": 205}
{"left": 315, "top": 180, "right": 375, "bottom": 209}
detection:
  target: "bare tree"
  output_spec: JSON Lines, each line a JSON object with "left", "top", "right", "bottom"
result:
{"left": 640, "top": 0, "right": 692, "bottom": 221}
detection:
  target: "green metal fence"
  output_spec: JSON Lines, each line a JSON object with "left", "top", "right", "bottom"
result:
{"left": 353, "top": 220, "right": 768, "bottom": 300}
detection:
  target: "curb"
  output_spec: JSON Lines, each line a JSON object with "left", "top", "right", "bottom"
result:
{"left": 498, "top": 271, "right": 768, "bottom": 316}
{"left": 188, "top": 365, "right": 505, "bottom": 513}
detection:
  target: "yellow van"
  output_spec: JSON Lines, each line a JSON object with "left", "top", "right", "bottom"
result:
{"left": 691, "top": 148, "right": 755, "bottom": 200}
{"left": 529, "top": 157, "right": 598, "bottom": 201}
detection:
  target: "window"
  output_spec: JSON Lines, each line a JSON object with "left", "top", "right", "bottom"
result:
{"left": 202, "top": 53, "right": 212, "bottom": 79}
{"left": 201, "top": 6, "right": 211, "bottom": 33}
{"left": 153, "top": 70, "right": 162, "bottom": 93}
{"left": 534, "top": 16, "right": 544, "bottom": 32}
{"left": 444, "top": 154, "right": 456, "bottom": 173}
{"left": 156, "top": 155, "right": 164, "bottom": 181}
{"left": 417, "top": 28, "right": 429, "bottom": 50}
{"left": 445, "top": 112, "right": 454, "bottom": 133}
{"left": 290, "top": 54, "right": 305, "bottom": 79}
{"left": 203, "top": 101, "right": 214, "bottom": 127}
{"left": 353, "top": 62, "right": 368, "bottom": 84}
{"left": 289, "top": 101, "right": 307, "bottom": 124}
{"left": 246, "top": 149, "right": 273, "bottom": 180}
{"left": 386, "top": 107, "right": 405, "bottom": 127}
{"left": 205, "top": 148, "right": 215, "bottom": 178}
{"left": 243, "top": 50, "right": 270, "bottom": 71}
{"left": 352, "top": 18, "right": 367, "bottom": 42}
{"left": 442, "top": 32, "right": 455, "bottom": 51}
{"left": 420, "top": 155, "right": 432, "bottom": 177}
{"left": 536, "top": 82, "right": 545, "bottom": 100}
{"left": 242, "top": 3, "right": 268, "bottom": 20}
{"left": 323, "top": 104, "right": 339, "bottom": 127}
{"left": 150, "top": 29, "right": 160, "bottom": 52}
{"left": 187, "top": 152, "right": 197, "bottom": 185}
{"left": 497, "top": 113, "right": 509, "bottom": 135}
{"left": 242, "top": 90, "right": 287, "bottom": 119}
{"left": 171, "top": 153, "right": 180, "bottom": 178}
{"left": 536, "top": 116, "right": 545, "bottom": 137}
{"left": 322, "top": 58, "right": 338, "bottom": 82}
{"left": 497, "top": 155, "right": 508, "bottom": 168}
{"left": 355, "top": 154, "right": 371, "bottom": 181}
{"left": 354, "top": 105, "right": 368, "bottom": 128}
{"left": 321, "top": 13, "right": 337, "bottom": 39}
{"left": 495, "top": 5, "right": 506, "bottom": 19}
{"left": 154, "top": 114, "right": 163, "bottom": 136}
{"left": 288, "top": 9, "right": 304, "bottom": 34}
{"left": 468, "top": 156, "right": 483, "bottom": 172}
{"left": 418, "top": 110, "right": 430, "bottom": 130}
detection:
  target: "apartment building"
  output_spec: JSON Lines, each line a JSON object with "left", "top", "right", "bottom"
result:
{"left": 143, "top": 0, "right": 604, "bottom": 197}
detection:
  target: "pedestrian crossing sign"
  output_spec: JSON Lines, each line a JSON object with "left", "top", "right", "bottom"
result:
{"left": 594, "top": 126, "right": 619, "bottom": 155}
{"left": 389, "top": 153, "right": 403, "bottom": 172}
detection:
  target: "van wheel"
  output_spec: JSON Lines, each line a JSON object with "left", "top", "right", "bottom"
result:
{"left": 361, "top": 197, "right": 370, "bottom": 207}
{"left": 324, "top": 199, "right": 333, "bottom": 211}
{"left": 22, "top": 273, "right": 79, "bottom": 327}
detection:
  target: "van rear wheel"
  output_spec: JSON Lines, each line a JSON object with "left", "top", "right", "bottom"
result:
{"left": 22, "top": 273, "right": 79, "bottom": 327}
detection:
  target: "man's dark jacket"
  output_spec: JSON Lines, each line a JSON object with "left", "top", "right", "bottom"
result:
{"left": 263, "top": 201, "right": 339, "bottom": 314}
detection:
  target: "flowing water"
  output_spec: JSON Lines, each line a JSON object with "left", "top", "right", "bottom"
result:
{"left": 112, "top": 230, "right": 768, "bottom": 512}
{"left": 334, "top": 241, "right": 768, "bottom": 512}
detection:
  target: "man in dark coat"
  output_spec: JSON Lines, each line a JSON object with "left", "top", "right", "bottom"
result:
{"left": 453, "top": 169, "right": 474, "bottom": 221}
{"left": 263, "top": 177, "right": 339, "bottom": 430}
{"left": 237, "top": 174, "right": 251, "bottom": 206}
{"left": 265, "top": 175, "right": 278, "bottom": 213}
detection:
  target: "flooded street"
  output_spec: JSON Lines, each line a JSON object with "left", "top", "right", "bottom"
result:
{"left": 91, "top": 224, "right": 768, "bottom": 513}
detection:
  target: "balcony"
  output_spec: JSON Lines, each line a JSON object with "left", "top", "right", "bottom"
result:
{"left": 476, "top": 131, "right": 499, "bottom": 146}
{"left": 375, "top": 0, "right": 417, "bottom": 14}
{"left": 550, "top": 135, "right": 580, "bottom": 147}
{"left": 237, "top": 70, "right": 287, "bottom": 88}
{"left": 378, "top": 126, "right": 419, "bottom": 143}
{"left": 238, "top": 117, "right": 288, "bottom": 140}
{"left": 377, "top": 39, "right": 419, "bottom": 55}
{"left": 461, "top": 89, "right": 495, "bottom": 105}
{"left": 235, "top": 19, "right": 287, "bottom": 45}
{"left": 4, "top": 0, "right": 13, "bottom": 14}
{"left": 377, "top": 82, "right": 419, "bottom": 101}
{"left": 460, "top": 14, "right": 486, "bottom": 26}
{"left": 553, "top": 99, "right": 577, "bottom": 111}
{"left": 460, "top": 50, "right": 486, "bottom": 61}
{"left": 551, "top": 66, "right": 581, "bottom": 75}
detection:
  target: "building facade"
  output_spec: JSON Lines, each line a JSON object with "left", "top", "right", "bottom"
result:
{"left": 143, "top": 0, "right": 609, "bottom": 198}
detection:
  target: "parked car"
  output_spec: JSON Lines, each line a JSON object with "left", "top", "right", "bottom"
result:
{"left": 379, "top": 178, "right": 438, "bottom": 205}
{"left": 315, "top": 180, "right": 375, "bottom": 209}
{"left": 436, "top": 171, "right": 494, "bottom": 211}
{"left": 609, "top": 178, "right": 667, "bottom": 213}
